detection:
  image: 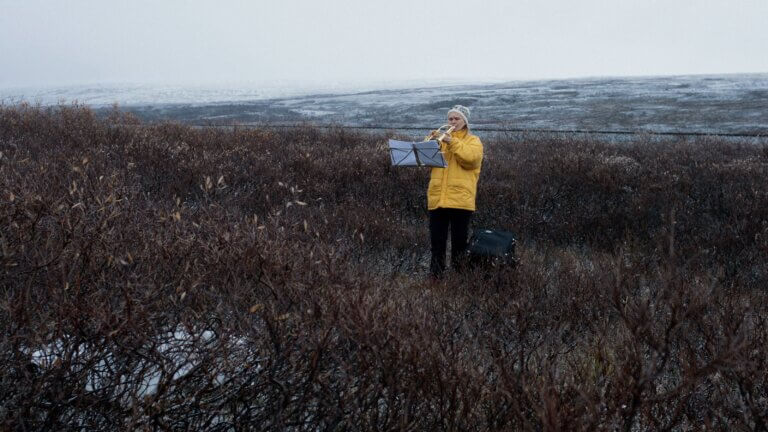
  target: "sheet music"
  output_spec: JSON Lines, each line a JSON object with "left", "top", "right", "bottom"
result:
{"left": 388, "top": 140, "right": 419, "bottom": 166}
{"left": 388, "top": 139, "right": 447, "bottom": 167}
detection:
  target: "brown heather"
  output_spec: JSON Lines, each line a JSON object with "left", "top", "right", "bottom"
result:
{"left": 1, "top": 103, "right": 767, "bottom": 431}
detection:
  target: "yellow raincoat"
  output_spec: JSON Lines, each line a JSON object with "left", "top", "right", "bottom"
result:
{"left": 427, "top": 128, "right": 483, "bottom": 211}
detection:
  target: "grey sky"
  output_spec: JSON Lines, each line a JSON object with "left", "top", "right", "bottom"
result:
{"left": 1, "top": 0, "right": 767, "bottom": 88}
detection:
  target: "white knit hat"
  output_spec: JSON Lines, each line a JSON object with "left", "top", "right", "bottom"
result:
{"left": 447, "top": 105, "right": 470, "bottom": 129}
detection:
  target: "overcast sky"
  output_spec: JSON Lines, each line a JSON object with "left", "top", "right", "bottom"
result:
{"left": 1, "top": 0, "right": 767, "bottom": 89}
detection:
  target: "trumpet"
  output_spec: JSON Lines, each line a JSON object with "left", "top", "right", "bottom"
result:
{"left": 424, "top": 124, "right": 455, "bottom": 142}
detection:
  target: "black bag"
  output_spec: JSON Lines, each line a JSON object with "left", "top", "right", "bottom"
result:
{"left": 466, "top": 229, "right": 517, "bottom": 267}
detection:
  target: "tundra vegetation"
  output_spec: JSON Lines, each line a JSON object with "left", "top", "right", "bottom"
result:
{"left": 1, "top": 104, "right": 767, "bottom": 430}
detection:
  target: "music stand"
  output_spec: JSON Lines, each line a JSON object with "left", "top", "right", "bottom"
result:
{"left": 388, "top": 139, "right": 447, "bottom": 167}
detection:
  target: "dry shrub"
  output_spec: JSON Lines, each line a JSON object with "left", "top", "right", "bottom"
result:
{"left": 1, "top": 104, "right": 766, "bottom": 430}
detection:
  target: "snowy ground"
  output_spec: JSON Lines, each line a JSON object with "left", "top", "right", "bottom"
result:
{"left": 3, "top": 74, "right": 767, "bottom": 134}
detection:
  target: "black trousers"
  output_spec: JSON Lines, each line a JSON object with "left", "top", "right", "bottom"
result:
{"left": 429, "top": 208, "right": 473, "bottom": 277}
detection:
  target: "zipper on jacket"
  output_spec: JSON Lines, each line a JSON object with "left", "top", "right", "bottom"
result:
{"left": 439, "top": 142, "right": 450, "bottom": 207}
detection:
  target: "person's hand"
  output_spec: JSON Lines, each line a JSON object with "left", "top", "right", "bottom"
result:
{"left": 442, "top": 132, "right": 453, "bottom": 143}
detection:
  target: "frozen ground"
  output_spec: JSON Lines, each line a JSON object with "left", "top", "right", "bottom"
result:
{"left": 3, "top": 74, "right": 767, "bottom": 134}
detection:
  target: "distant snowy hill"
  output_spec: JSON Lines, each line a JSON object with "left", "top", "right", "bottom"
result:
{"left": 2, "top": 74, "right": 767, "bottom": 134}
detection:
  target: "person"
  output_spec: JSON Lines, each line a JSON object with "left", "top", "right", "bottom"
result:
{"left": 426, "top": 105, "right": 483, "bottom": 278}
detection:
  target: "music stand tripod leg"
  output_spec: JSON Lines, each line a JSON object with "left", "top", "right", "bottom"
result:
{"left": 413, "top": 143, "right": 423, "bottom": 166}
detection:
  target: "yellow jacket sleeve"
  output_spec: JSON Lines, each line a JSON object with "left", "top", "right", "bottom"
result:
{"left": 447, "top": 135, "right": 483, "bottom": 170}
